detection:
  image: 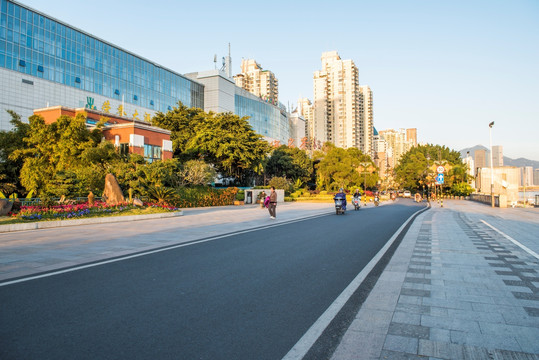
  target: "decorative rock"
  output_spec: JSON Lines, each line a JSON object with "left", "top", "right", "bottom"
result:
{"left": 133, "top": 198, "right": 143, "bottom": 206}
{"left": 0, "top": 199, "right": 13, "bottom": 216}
{"left": 88, "top": 191, "right": 95, "bottom": 206}
{"left": 102, "top": 174, "right": 125, "bottom": 205}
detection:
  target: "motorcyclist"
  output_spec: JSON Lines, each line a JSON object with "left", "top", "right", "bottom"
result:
{"left": 334, "top": 188, "right": 347, "bottom": 211}
{"left": 353, "top": 189, "right": 361, "bottom": 199}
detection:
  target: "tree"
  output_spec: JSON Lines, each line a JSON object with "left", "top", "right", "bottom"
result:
{"left": 185, "top": 112, "right": 270, "bottom": 181}
{"left": 394, "top": 144, "right": 468, "bottom": 194}
{"left": 315, "top": 143, "right": 378, "bottom": 191}
{"left": 265, "top": 145, "right": 313, "bottom": 183}
{"left": 0, "top": 111, "right": 30, "bottom": 196}
{"left": 151, "top": 102, "right": 207, "bottom": 161}
{"left": 12, "top": 113, "right": 117, "bottom": 197}
{"left": 152, "top": 103, "right": 270, "bottom": 184}
{"left": 180, "top": 159, "right": 217, "bottom": 186}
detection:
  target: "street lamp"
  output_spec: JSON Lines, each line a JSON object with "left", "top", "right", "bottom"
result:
{"left": 426, "top": 154, "right": 430, "bottom": 202}
{"left": 489, "top": 121, "right": 495, "bottom": 207}
{"left": 359, "top": 162, "right": 371, "bottom": 206}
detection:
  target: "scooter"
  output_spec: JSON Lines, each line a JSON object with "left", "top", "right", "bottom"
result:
{"left": 334, "top": 196, "right": 346, "bottom": 215}
{"left": 352, "top": 196, "right": 361, "bottom": 210}
{"left": 374, "top": 195, "right": 380, "bottom": 206}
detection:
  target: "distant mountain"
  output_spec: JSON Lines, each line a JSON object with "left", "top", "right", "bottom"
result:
{"left": 459, "top": 145, "right": 539, "bottom": 169}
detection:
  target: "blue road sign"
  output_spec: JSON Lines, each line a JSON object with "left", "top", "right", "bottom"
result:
{"left": 436, "top": 173, "right": 444, "bottom": 184}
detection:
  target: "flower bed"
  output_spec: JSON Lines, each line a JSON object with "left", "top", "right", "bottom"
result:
{"left": 13, "top": 201, "right": 179, "bottom": 222}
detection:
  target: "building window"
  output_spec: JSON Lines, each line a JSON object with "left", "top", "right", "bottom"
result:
{"left": 144, "top": 144, "right": 162, "bottom": 163}
{"left": 119, "top": 143, "right": 129, "bottom": 157}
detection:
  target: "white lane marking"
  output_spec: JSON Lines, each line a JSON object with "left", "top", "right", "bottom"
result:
{"left": 282, "top": 205, "right": 428, "bottom": 360}
{"left": 0, "top": 212, "right": 332, "bottom": 287}
{"left": 480, "top": 219, "right": 539, "bottom": 260}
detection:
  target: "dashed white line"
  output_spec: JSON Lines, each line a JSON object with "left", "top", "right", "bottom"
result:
{"left": 481, "top": 219, "right": 539, "bottom": 259}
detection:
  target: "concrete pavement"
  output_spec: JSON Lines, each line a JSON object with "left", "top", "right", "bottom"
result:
{"left": 331, "top": 200, "right": 539, "bottom": 359}
{"left": 1, "top": 199, "right": 538, "bottom": 359}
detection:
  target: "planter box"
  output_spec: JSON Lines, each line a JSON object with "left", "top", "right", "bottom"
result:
{"left": 233, "top": 200, "right": 244, "bottom": 205}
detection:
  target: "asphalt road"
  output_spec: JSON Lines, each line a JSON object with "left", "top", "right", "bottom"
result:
{"left": 0, "top": 201, "right": 424, "bottom": 360}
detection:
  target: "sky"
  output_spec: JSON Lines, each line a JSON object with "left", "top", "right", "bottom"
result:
{"left": 20, "top": 0, "right": 539, "bottom": 160}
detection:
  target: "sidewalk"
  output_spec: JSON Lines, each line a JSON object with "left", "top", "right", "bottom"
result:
{"left": 332, "top": 200, "right": 539, "bottom": 359}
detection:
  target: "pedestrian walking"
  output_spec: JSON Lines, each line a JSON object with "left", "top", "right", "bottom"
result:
{"left": 268, "top": 186, "right": 277, "bottom": 219}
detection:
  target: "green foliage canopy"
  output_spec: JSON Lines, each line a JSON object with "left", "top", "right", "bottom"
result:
{"left": 0, "top": 111, "right": 30, "bottom": 195}
{"left": 315, "top": 143, "right": 378, "bottom": 191}
{"left": 265, "top": 145, "right": 313, "bottom": 183}
{"left": 394, "top": 144, "right": 468, "bottom": 193}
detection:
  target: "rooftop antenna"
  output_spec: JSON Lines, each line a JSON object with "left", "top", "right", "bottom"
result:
{"left": 213, "top": 54, "right": 217, "bottom": 69}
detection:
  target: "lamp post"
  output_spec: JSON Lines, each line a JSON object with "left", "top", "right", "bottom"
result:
{"left": 426, "top": 154, "right": 430, "bottom": 202}
{"left": 489, "top": 121, "right": 495, "bottom": 207}
{"left": 359, "top": 162, "right": 371, "bottom": 206}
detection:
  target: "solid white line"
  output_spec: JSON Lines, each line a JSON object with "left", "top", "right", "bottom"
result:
{"left": 281, "top": 205, "right": 428, "bottom": 360}
{"left": 0, "top": 212, "right": 331, "bottom": 287}
{"left": 480, "top": 219, "right": 539, "bottom": 259}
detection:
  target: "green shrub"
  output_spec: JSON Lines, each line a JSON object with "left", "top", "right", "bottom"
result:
{"left": 236, "top": 189, "right": 245, "bottom": 201}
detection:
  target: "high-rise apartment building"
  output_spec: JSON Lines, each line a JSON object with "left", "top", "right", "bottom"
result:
{"left": 492, "top": 145, "right": 503, "bottom": 167}
{"left": 378, "top": 128, "right": 416, "bottom": 168}
{"left": 373, "top": 127, "right": 388, "bottom": 178}
{"left": 359, "top": 85, "right": 373, "bottom": 157}
{"left": 313, "top": 51, "right": 361, "bottom": 149}
{"left": 298, "top": 98, "right": 314, "bottom": 147}
{"left": 233, "top": 59, "right": 278, "bottom": 105}
{"left": 406, "top": 128, "right": 417, "bottom": 147}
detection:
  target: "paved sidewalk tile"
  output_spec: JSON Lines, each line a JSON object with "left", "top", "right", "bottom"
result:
{"left": 331, "top": 200, "right": 539, "bottom": 359}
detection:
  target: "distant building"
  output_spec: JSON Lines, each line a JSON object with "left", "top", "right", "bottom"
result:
{"left": 492, "top": 145, "right": 503, "bottom": 167}
{"left": 288, "top": 110, "right": 306, "bottom": 148}
{"left": 185, "top": 69, "right": 289, "bottom": 145}
{"left": 406, "top": 128, "right": 417, "bottom": 147}
{"left": 233, "top": 59, "right": 279, "bottom": 105}
{"left": 378, "top": 128, "right": 416, "bottom": 168}
{"left": 474, "top": 149, "right": 487, "bottom": 173}
{"left": 313, "top": 51, "right": 361, "bottom": 149}
{"left": 298, "top": 98, "right": 314, "bottom": 149}
{"left": 373, "top": 127, "right": 388, "bottom": 178}
{"left": 476, "top": 166, "right": 519, "bottom": 206}
{"left": 520, "top": 166, "right": 534, "bottom": 186}
{"left": 535, "top": 169, "right": 539, "bottom": 186}
{"left": 34, "top": 106, "right": 173, "bottom": 163}
{"left": 359, "top": 85, "right": 374, "bottom": 157}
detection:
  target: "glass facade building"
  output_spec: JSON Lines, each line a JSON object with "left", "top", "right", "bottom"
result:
{"left": 235, "top": 92, "right": 289, "bottom": 145}
{"left": 0, "top": 0, "right": 203, "bottom": 129}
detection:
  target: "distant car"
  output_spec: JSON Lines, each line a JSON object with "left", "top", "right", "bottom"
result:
{"left": 403, "top": 190, "right": 411, "bottom": 198}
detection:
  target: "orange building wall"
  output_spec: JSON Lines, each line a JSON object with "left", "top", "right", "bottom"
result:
{"left": 34, "top": 106, "right": 172, "bottom": 161}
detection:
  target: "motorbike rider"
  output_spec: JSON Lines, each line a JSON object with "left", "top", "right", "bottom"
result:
{"left": 353, "top": 189, "right": 361, "bottom": 199}
{"left": 335, "top": 188, "right": 347, "bottom": 210}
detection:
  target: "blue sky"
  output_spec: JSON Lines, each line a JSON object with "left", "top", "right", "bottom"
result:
{"left": 21, "top": 0, "right": 539, "bottom": 160}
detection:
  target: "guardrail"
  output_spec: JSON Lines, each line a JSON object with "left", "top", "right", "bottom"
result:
{"left": 469, "top": 193, "right": 499, "bottom": 207}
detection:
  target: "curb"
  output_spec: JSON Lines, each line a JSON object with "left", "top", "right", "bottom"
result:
{"left": 0, "top": 211, "right": 183, "bottom": 233}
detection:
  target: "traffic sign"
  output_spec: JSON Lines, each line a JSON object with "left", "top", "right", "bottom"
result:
{"left": 437, "top": 166, "right": 445, "bottom": 173}
{"left": 436, "top": 173, "right": 444, "bottom": 184}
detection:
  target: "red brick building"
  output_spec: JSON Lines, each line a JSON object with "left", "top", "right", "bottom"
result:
{"left": 34, "top": 106, "right": 173, "bottom": 162}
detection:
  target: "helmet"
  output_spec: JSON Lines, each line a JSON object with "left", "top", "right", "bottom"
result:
{"left": 339, "top": 188, "right": 344, "bottom": 192}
